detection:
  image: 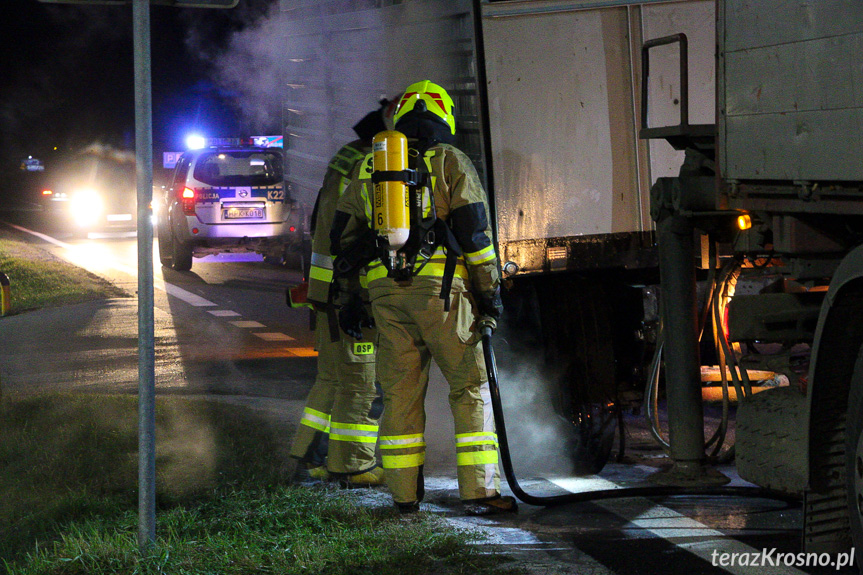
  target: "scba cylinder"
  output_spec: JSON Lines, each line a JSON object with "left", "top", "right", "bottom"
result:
{"left": 372, "top": 130, "right": 410, "bottom": 252}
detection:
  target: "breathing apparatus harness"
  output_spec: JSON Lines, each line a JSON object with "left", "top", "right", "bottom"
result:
{"left": 370, "top": 132, "right": 462, "bottom": 309}
{"left": 329, "top": 133, "right": 462, "bottom": 323}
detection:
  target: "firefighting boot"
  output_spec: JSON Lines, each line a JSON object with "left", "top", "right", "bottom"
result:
{"left": 338, "top": 465, "right": 385, "bottom": 488}
{"left": 462, "top": 495, "right": 518, "bottom": 516}
{"left": 290, "top": 462, "right": 330, "bottom": 485}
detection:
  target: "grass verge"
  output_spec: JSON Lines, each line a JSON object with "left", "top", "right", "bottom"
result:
{"left": 1, "top": 394, "right": 519, "bottom": 575}
{"left": 0, "top": 227, "right": 126, "bottom": 314}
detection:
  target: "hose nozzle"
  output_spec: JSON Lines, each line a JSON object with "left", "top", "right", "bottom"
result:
{"left": 478, "top": 316, "right": 497, "bottom": 337}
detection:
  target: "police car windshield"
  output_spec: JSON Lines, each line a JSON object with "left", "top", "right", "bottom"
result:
{"left": 193, "top": 150, "right": 283, "bottom": 187}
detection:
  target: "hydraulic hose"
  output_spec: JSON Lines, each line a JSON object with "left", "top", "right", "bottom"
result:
{"left": 479, "top": 325, "right": 796, "bottom": 506}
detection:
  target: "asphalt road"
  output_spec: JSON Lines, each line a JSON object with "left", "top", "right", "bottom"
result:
{"left": 1, "top": 206, "right": 857, "bottom": 575}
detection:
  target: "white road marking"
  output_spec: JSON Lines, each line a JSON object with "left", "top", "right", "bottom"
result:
{"left": 5, "top": 223, "right": 74, "bottom": 249}
{"left": 208, "top": 310, "right": 242, "bottom": 317}
{"left": 229, "top": 320, "right": 266, "bottom": 329}
{"left": 549, "top": 477, "right": 808, "bottom": 575}
{"left": 254, "top": 333, "right": 295, "bottom": 342}
{"left": 156, "top": 279, "right": 216, "bottom": 307}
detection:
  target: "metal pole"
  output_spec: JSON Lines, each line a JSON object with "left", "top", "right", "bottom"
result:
{"left": 133, "top": 0, "right": 156, "bottom": 550}
{"left": 657, "top": 214, "right": 705, "bottom": 469}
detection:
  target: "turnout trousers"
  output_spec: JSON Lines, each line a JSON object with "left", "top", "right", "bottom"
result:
{"left": 290, "top": 310, "right": 381, "bottom": 474}
{"left": 372, "top": 289, "right": 501, "bottom": 503}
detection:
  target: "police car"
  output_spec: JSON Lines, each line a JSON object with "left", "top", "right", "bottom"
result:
{"left": 156, "top": 142, "right": 303, "bottom": 271}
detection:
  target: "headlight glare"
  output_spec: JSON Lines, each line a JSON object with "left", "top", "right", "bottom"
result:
{"left": 69, "top": 187, "right": 104, "bottom": 227}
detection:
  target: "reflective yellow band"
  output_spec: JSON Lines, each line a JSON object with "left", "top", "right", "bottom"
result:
{"left": 300, "top": 408, "right": 331, "bottom": 433}
{"left": 464, "top": 244, "right": 496, "bottom": 265}
{"left": 417, "top": 262, "right": 469, "bottom": 279}
{"left": 456, "top": 440, "right": 498, "bottom": 448}
{"left": 330, "top": 421, "right": 378, "bottom": 443}
{"left": 380, "top": 433, "right": 425, "bottom": 449}
{"left": 455, "top": 432, "right": 498, "bottom": 444}
{"left": 330, "top": 434, "right": 378, "bottom": 443}
{"left": 309, "top": 266, "right": 333, "bottom": 283}
{"left": 353, "top": 342, "right": 375, "bottom": 355}
{"left": 456, "top": 450, "right": 499, "bottom": 467}
{"left": 380, "top": 442, "right": 426, "bottom": 450}
{"left": 310, "top": 252, "right": 334, "bottom": 269}
{"left": 329, "top": 145, "right": 365, "bottom": 176}
{"left": 360, "top": 182, "right": 372, "bottom": 221}
{"left": 382, "top": 452, "right": 426, "bottom": 469}
{"left": 334, "top": 422, "right": 378, "bottom": 431}
{"left": 337, "top": 176, "right": 351, "bottom": 196}
{"left": 366, "top": 260, "right": 469, "bottom": 282}
{"left": 366, "top": 262, "right": 387, "bottom": 281}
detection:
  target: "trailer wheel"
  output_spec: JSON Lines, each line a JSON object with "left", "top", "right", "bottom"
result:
{"left": 534, "top": 275, "right": 620, "bottom": 475}
{"left": 845, "top": 344, "right": 863, "bottom": 565}
{"left": 566, "top": 401, "right": 618, "bottom": 475}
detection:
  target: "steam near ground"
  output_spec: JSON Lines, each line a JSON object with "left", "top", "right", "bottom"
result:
{"left": 421, "top": 333, "right": 578, "bottom": 481}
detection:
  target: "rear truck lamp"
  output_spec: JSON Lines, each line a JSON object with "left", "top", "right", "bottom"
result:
{"left": 192, "top": 228, "right": 199, "bottom": 235}
{"left": 42, "top": 189, "right": 53, "bottom": 196}
{"left": 290, "top": 226, "right": 296, "bottom": 232}
{"left": 737, "top": 213, "right": 752, "bottom": 230}
{"left": 181, "top": 187, "right": 196, "bottom": 215}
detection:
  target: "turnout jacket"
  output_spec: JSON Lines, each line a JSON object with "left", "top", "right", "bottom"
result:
{"left": 307, "top": 140, "right": 371, "bottom": 306}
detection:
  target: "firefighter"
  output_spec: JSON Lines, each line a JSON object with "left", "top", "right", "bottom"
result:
{"left": 288, "top": 99, "right": 398, "bottom": 486}
{"left": 330, "top": 80, "right": 516, "bottom": 515}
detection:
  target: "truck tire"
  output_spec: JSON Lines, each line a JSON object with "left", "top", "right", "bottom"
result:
{"left": 736, "top": 385, "right": 808, "bottom": 496}
{"left": 844, "top": 344, "right": 863, "bottom": 566}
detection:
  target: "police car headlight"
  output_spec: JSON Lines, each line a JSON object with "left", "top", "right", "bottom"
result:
{"left": 69, "top": 187, "right": 104, "bottom": 227}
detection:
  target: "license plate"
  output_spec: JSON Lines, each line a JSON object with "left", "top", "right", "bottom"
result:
{"left": 223, "top": 207, "right": 263, "bottom": 219}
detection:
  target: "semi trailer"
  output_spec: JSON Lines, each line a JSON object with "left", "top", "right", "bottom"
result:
{"left": 279, "top": 0, "right": 863, "bottom": 556}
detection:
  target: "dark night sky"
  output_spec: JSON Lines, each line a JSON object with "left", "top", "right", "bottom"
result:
{"left": 1, "top": 0, "right": 280, "bottom": 180}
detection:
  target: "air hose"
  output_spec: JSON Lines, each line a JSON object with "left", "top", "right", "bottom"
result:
{"left": 479, "top": 324, "right": 796, "bottom": 506}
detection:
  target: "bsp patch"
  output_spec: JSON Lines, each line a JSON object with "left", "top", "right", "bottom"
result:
{"left": 353, "top": 342, "right": 375, "bottom": 355}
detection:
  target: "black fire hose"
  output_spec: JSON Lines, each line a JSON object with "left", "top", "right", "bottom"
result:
{"left": 479, "top": 323, "right": 797, "bottom": 506}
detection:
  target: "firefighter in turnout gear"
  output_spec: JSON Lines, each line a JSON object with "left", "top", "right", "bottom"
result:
{"left": 330, "top": 80, "right": 516, "bottom": 515}
{"left": 288, "top": 99, "right": 399, "bottom": 486}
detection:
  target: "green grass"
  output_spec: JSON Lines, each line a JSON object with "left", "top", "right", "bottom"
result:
{"left": 0, "top": 395, "right": 519, "bottom": 575}
{"left": 0, "top": 228, "right": 126, "bottom": 314}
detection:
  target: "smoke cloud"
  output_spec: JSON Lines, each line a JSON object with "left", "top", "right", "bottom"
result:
{"left": 183, "top": 1, "right": 286, "bottom": 135}
{"left": 496, "top": 342, "right": 579, "bottom": 479}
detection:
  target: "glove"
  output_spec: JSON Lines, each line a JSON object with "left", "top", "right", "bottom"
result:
{"left": 477, "top": 288, "right": 504, "bottom": 320}
{"left": 338, "top": 294, "right": 374, "bottom": 340}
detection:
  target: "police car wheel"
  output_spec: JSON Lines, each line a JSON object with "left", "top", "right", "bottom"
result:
{"left": 171, "top": 233, "right": 193, "bottom": 271}
{"left": 158, "top": 231, "right": 173, "bottom": 268}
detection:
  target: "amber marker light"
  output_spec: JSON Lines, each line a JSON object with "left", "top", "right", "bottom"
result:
{"left": 737, "top": 214, "right": 752, "bottom": 230}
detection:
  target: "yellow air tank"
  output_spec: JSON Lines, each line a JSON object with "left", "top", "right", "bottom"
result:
{"left": 372, "top": 130, "right": 411, "bottom": 253}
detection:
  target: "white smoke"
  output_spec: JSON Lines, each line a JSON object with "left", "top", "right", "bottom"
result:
{"left": 188, "top": 2, "right": 287, "bottom": 135}
{"left": 495, "top": 345, "right": 579, "bottom": 478}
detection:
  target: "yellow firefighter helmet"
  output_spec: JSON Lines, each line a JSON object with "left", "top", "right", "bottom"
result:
{"left": 394, "top": 80, "right": 456, "bottom": 136}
